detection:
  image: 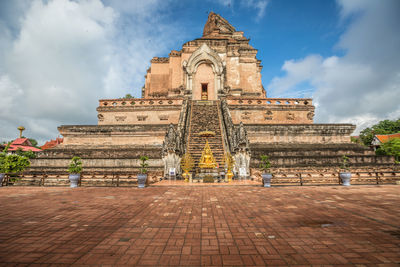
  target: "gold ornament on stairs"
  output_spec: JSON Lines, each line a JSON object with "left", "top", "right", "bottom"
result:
{"left": 199, "top": 140, "right": 217, "bottom": 169}
{"left": 180, "top": 153, "right": 195, "bottom": 182}
{"left": 225, "top": 152, "right": 235, "bottom": 182}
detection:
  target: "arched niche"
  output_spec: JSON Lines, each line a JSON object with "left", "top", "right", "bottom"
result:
{"left": 183, "top": 43, "right": 225, "bottom": 100}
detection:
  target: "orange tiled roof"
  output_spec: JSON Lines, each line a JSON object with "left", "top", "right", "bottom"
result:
{"left": 8, "top": 145, "right": 42, "bottom": 152}
{"left": 41, "top": 137, "right": 63, "bottom": 150}
{"left": 8, "top": 138, "right": 41, "bottom": 152}
{"left": 11, "top": 138, "right": 31, "bottom": 146}
{"left": 375, "top": 133, "right": 400, "bottom": 143}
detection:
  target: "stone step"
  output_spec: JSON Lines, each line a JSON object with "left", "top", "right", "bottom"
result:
{"left": 187, "top": 100, "right": 226, "bottom": 166}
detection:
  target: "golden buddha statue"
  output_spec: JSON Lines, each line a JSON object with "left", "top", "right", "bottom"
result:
{"left": 199, "top": 140, "right": 217, "bottom": 169}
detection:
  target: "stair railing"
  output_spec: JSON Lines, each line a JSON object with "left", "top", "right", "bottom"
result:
{"left": 220, "top": 99, "right": 236, "bottom": 153}
{"left": 217, "top": 100, "right": 231, "bottom": 155}
{"left": 176, "top": 98, "right": 192, "bottom": 155}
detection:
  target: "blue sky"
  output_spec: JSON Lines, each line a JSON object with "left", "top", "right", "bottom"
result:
{"left": 154, "top": 0, "right": 346, "bottom": 92}
{"left": 0, "top": 0, "right": 399, "bottom": 143}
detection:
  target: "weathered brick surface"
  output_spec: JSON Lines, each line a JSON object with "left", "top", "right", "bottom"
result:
{"left": 0, "top": 185, "right": 399, "bottom": 266}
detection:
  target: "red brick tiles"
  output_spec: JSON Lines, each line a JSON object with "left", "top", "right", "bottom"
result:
{"left": 0, "top": 185, "right": 399, "bottom": 266}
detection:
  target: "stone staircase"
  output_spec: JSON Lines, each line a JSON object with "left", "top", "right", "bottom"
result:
{"left": 186, "top": 100, "right": 226, "bottom": 171}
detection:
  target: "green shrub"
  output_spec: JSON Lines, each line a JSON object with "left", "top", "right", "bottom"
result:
{"left": 68, "top": 157, "right": 83, "bottom": 174}
{"left": 0, "top": 153, "right": 6, "bottom": 173}
{"left": 341, "top": 155, "right": 350, "bottom": 171}
{"left": 15, "top": 148, "right": 36, "bottom": 159}
{"left": 139, "top": 156, "right": 149, "bottom": 174}
{"left": 3, "top": 154, "right": 31, "bottom": 182}
{"left": 4, "top": 154, "right": 30, "bottom": 174}
{"left": 259, "top": 155, "right": 271, "bottom": 173}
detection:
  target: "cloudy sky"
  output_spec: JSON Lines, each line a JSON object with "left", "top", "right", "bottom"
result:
{"left": 0, "top": 0, "right": 399, "bottom": 144}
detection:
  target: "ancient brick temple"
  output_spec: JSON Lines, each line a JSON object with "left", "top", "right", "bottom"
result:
{"left": 33, "top": 12, "right": 394, "bottom": 182}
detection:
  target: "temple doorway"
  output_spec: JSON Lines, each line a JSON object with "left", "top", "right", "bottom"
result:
{"left": 201, "top": 83, "right": 208, "bottom": 100}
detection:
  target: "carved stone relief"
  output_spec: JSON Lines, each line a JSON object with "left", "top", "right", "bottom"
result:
{"left": 137, "top": 115, "right": 148, "bottom": 121}
{"left": 307, "top": 111, "right": 315, "bottom": 120}
{"left": 115, "top": 116, "right": 126, "bottom": 122}
{"left": 264, "top": 110, "right": 273, "bottom": 120}
{"left": 159, "top": 115, "right": 169, "bottom": 121}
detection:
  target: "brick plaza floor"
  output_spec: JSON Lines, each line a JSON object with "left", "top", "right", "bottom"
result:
{"left": 0, "top": 185, "right": 399, "bottom": 266}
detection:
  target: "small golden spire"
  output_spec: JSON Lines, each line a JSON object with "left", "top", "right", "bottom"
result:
{"left": 17, "top": 126, "right": 25, "bottom": 138}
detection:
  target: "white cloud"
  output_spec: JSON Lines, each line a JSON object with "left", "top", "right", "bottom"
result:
{"left": 268, "top": 55, "right": 323, "bottom": 96}
{"left": 0, "top": 0, "right": 187, "bottom": 144}
{"left": 215, "top": 0, "right": 233, "bottom": 8}
{"left": 214, "top": 0, "right": 268, "bottom": 20}
{"left": 267, "top": 0, "right": 400, "bottom": 134}
{"left": 242, "top": 0, "right": 268, "bottom": 20}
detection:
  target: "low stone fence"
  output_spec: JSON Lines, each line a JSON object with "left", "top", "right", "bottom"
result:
{"left": 1, "top": 170, "right": 162, "bottom": 187}
{"left": 1, "top": 170, "right": 399, "bottom": 187}
{"left": 251, "top": 170, "right": 400, "bottom": 186}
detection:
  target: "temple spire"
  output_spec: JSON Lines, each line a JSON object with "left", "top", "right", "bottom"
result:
{"left": 203, "top": 12, "right": 236, "bottom": 37}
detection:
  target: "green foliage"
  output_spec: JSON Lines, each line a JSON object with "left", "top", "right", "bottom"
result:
{"left": 380, "top": 138, "right": 400, "bottom": 162}
{"left": 350, "top": 136, "right": 362, "bottom": 144}
{"left": 139, "top": 156, "right": 149, "bottom": 174}
{"left": 259, "top": 155, "right": 271, "bottom": 173}
{"left": 15, "top": 148, "right": 36, "bottom": 159}
{"left": 3, "top": 142, "right": 11, "bottom": 153}
{"left": 121, "top": 93, "right": 134, "bottom": 99}
{"left": 341, "top": 155, "right": 350, "bottom": 171}
{"left": 359, "top": 118, "right": 400, "bottom": 146}
{"left": 375, "top": 147, "right": 386, "bottom": 156}
{"left": 68, "top": 156, "right": 83, "bottom": 174}
{"left": 4, "top": 154, "right": 31, "bottom": 174}
{"left": 0, "top": 153, "right": 6, "bottom": 173}
{"left": 29, "top": 138, "right": 39, "bottom": 148}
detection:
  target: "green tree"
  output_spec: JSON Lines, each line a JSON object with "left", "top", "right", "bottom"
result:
{"left": 28, "top": 138, "right": 39, "bottom": 148}
{"left": 15, "top": 148, "right": 36, "bottom": 159}
{"left": 4, "top": 154, "right": 30, "bottom": 174}
{"left": 0, "top": 153, "right": 6, "bottom": 173}
{"left": 359, "top": 118, "right": 400, "bottom": 146}
{"left": 121, "top": 93, "right": 134, "bottom": 99}
{"left": 380, "top": 138, "right": 400, "bottom": 162}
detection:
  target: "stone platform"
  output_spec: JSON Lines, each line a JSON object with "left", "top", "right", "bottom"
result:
{"left": 154, "top": 179, "right": 260, "bottom": 186}
{"left": 0, "top": 186, "right": 399, "bottom": 266}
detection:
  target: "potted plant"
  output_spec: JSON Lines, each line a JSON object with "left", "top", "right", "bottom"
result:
{"left": 138, "top": 156, "right": 149, "bottom": 188}
{"left": 260, "top": 155, "right": 272, "bottom": 187}
{"left": 68, "top": 156, "right": 83, "bottom": 188}
{"left": 339, "top": 155, "right": 351, "bottom": 186}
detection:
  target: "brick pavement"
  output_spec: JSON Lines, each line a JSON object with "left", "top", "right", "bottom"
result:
{"left": 0, "top": 185, "right": 399, "bottom": 266}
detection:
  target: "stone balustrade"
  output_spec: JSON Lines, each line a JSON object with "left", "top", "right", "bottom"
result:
{"left": 98, "top": 98, "right": 183, "bottom": 107}
{"left": 98, "top": 98, "right": 311, "bottom": 107}
{"left": 227, "top": 98, "right": 313, "bottom": 106}
{"left": 3, "top": 170, "right": 398, "bottom": 187}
